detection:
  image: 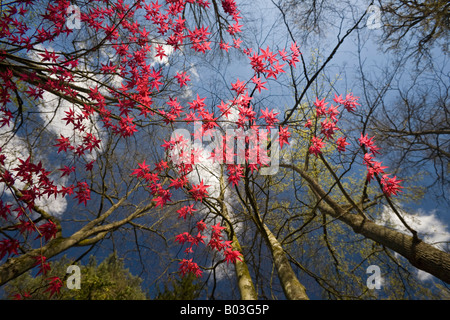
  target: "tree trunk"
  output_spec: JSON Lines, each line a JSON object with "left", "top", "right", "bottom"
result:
{"left": 220, "top": 201, "right": 258, "bottom": 300}
{"left": 230, "top": 233, "right": 258, "bottom": 300}
{"left": 262, "top": 223, "right": 309, "bottom": 300}
{"left": 218, "top": 172, "right": 258, "bottom": 300}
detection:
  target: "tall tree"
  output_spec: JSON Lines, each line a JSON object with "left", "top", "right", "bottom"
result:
{"left": 0, "top": 0, "right": 448, "bottom": 301}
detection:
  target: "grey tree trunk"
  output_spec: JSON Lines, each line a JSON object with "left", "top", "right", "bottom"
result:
{"left": 221, "top": 205, "right": 258, "bottom": 300}
{"left": 262, "top": 223, "right": 309, "bottom": 300}
{"left": 230, "top": 233, "right": 258, "bottom": 300}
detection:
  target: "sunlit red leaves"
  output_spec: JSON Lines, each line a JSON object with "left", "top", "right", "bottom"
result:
{"left": 175, "top": 71, "right": 190, "bottom": 88}
{"left": 224, "top": 247, "right": 243, "bottom": 264}
{"left": 307, "top": 95, "right": 354, "bottom": 155}
{"left": 187, "top": 25, "right": 211, "bottom": 53}
{"left": 219, "top": 41, "right": 231, "bottom": 52}
{"left": 176, "top": 204, "right": 197, "bottom": 220}
{"left": 188, "top": 180, "right": 209, "bottom": 202}
{"left": 381, "top": 174, "right": 403, "bottom": 197}
{"left": 335, "top": 93, "right": 360, "bottom": 112}
{"left": 208, "top": 223, "right": 242, "bottom": 264}
{"left": 39, "top": 48, "right": 58, "bottom": 63}
{"left": 309, "top": 136, "right": 325, "bottom": 157}
{"left": 100, "top": 62, "right": 117, "bottom": 74}
{"left": 365, "top": 159, "right": 388, "bottom": 182}
{"left": 0, "top": 0, "right": 258, "bottom": 297}
{"left": 278, "top": 125, "right": 291, "bottom": 149}
{"left": 59, "top": 165, "right": 75, "bottom": 178}
{"left": 310, "top": 94, "right": 403, "bottom": 197}
{"left": 320, "top": 118, "right": 340, "bottom": 140}
{"left": 225, "top": 164, "right": 242, "bottom": 186}
{"left": 336, "top": 137, "right": 350, "bottom": 153}
{"left": 0, "top": 0, "right": 405, "bottom": 290}
{"left": 221, "top": 0, "right": 238, "bottom": 17}
{"left": 152, "top": 188, "right": 172, "bottom": 208}
{"left": 359, "top": 133, "right": 381, "bottom": 155}
{"left": 227, "top": 22, "right": 242, "bottom": 36}
{"left": 175, "top": 214, "right": 243, "bottom": 276}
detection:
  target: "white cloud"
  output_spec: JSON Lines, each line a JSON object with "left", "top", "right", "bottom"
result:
{"left": 29, "top": 44, "right": 106, "bottom": 158}
{"left": 0, "top": 44, "right": 112, "bottom": 217}
{"left": 0, "top": 126, "right": 68, "bottom": 217}
{"left": 150, "top": 42, "right": 174, "bottom": 67}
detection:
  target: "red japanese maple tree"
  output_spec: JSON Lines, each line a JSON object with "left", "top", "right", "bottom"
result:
{"left": 1, "top": 0, "right": 448, "bottom": 300}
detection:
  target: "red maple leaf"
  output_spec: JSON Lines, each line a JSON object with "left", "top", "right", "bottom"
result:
{"left": 189, "top": 180, "right": 209, "bottom": 202}
{"left": 54, "top": 135, "right": 72, "bottom": 153}
{"left": 336, "top": 137, "right": 350, "bottom": 153}
{"left": 309, "top": 136, "right": 325, "bottom": 157}
{"left": 179, "top": 258, "right": 202, "bottom": 277}
{"left": 279, "top": 125, "right": 290, "bottom": 149}
{"left": 224, "top": 248, "right": 243, "bottom": 264}
{"left": 44, "top": 277, "right": 63, "bottom": 298}
{"left": 174, "top": 71, "right": 190, "bottom": 87}
{"left": 39, "top": 48, "right": 58, "bottom": 63}
{"left": 33, "top": 255, "right": 51, "bottom": 276}
{"left": 176, "top": 204, "right": 197, "bottom": 219}
{"left": 74, "top": 182, "right": 91, "bottom": 206}
{"left": 59, "top": 165, "right": 75, "bottom": 178}
{"left": 381, "top": 174, "right": 403, "bottom": 197}
{"left": 36, "top": 220, "right": 58, "bottom": 242}
{"left": 0, "top": 238, "right": 20, "bottom": 259}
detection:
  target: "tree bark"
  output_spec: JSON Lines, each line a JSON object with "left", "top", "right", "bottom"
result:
{"left": 230, "top": 233, "right": 258, "bottom": 300}
{"left": 220, "top": 200, "right": 258, "bottom": 300}
{"left": 262, "top": 223, "right": 309, "bottom": 300}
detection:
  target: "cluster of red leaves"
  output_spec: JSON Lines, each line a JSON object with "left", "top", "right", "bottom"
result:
{"left": 0, "top": 148, "right": 87, "bottom": 298}
{"left": 175, "top": 213, "right": 242, "bottom": 277}
{"left": 306, "top": 95, "right": 352, "bottom": 156}
{"left": 0, "top": 1, "right": 99, "bottom": 298}
{"left": 360, "top": 134, "right": 403, "bottom": 197}
{"left": 208, "top": 222, "right": 242, "bottom": 265}
{"left": 305, "top": 94, "right": 403, "bottom": 197}
{"left": 1, "top": 0, "right": 250, "bottom": 287}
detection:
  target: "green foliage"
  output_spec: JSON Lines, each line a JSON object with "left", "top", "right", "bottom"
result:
{"left": 2, "top": 254, "right": 147, "bottom": 300}
{"left": 154, "top": 273, "right": 203, "bottom": 300}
